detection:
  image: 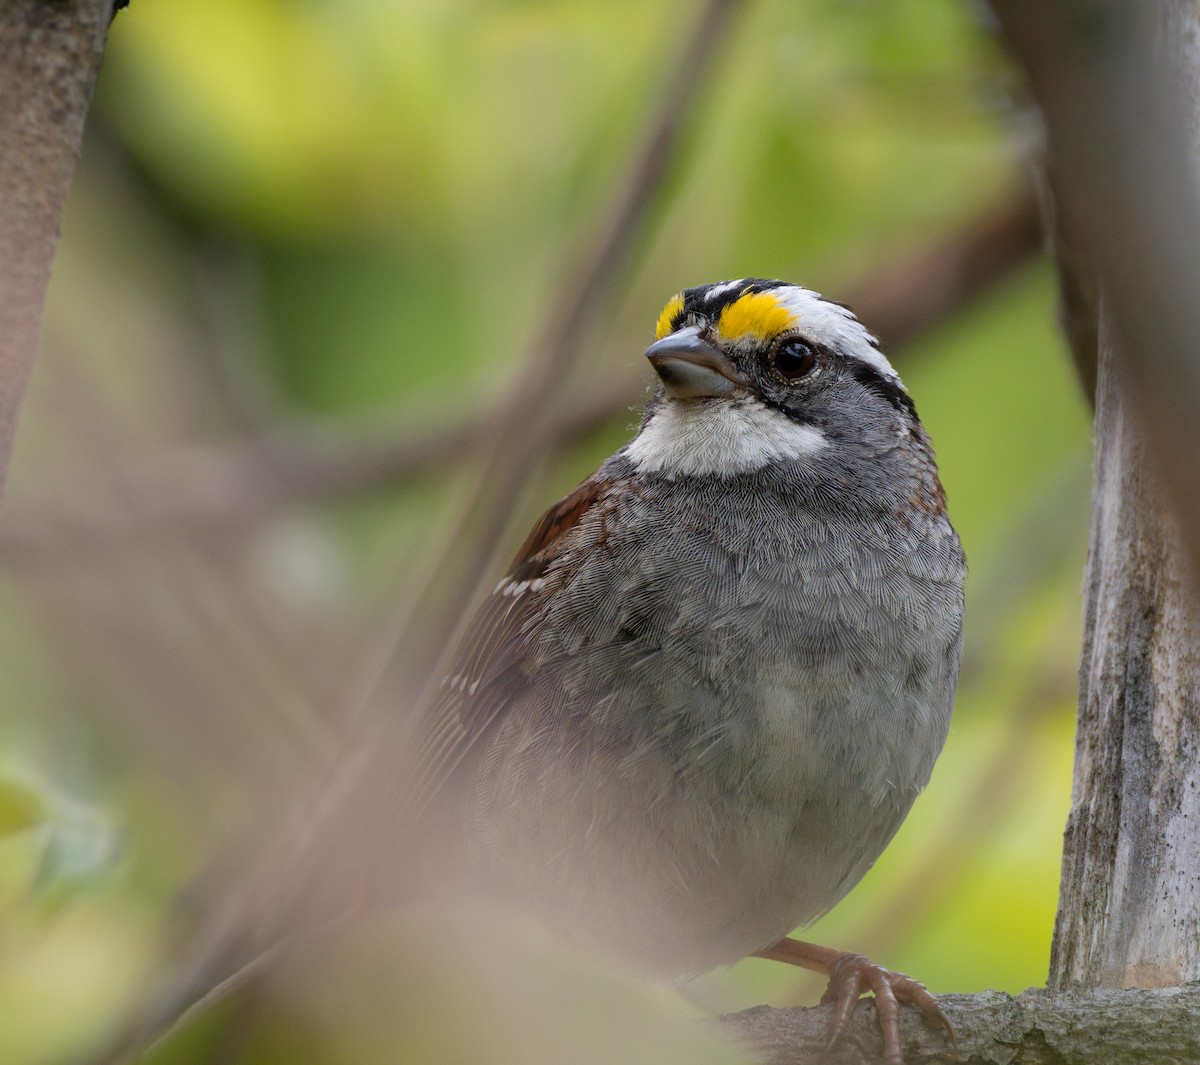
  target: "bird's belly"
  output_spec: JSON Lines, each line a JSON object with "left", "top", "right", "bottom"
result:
{"left": 467, "top": 501, "right": 962, "bottom": 975}
{"left": 468, "top": 650, "right": 950, "bottom": 976}
{"left": 661, "top": 665, "right": 945, "bottom": 967}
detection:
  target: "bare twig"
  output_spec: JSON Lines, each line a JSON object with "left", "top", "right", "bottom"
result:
{"left": 0, "top": 382, "right": 634, "bottom": 564}
{"left": 189, "top": 244, "right": 285, "bottom": 433}
{"left": 392, "top": 0, "right": 746, "bottom": 672}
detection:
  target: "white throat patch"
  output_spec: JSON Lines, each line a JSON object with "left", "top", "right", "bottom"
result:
{"left": 624, "top": 398, "right": 827, "bottom": 478}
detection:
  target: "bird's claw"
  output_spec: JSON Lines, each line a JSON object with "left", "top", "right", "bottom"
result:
{"left": 819, "top": 951, "right": 955, "bottom": 1065}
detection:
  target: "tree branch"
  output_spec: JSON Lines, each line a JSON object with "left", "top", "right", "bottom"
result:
{"left": 0, "top": 0, "right": 114, "bottom": 492}
{"left": 0, "top": 382, "right": 633, "bottom": 565}
{"left": 842, "top": 183, "right": 1042, "bottom": 354}
{"left": 718, "top": 984, "right": 1200, "bottom": 1065}
{"left": 389, "top": 0, "right": 745, "bottom": 670}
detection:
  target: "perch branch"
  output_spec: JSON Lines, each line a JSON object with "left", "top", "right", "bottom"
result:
{"left": 718, "top": 984, "right": 1200, "bottom": 1065}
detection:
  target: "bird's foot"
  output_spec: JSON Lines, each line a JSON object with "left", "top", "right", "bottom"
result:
{"left": 819, "top": 950, "right": 953, "bottom": 1064}
{"left": 753, "top": 938, "right": 955, "bottom": 1065}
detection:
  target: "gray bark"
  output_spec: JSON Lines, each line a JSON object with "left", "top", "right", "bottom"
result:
{"left": 1051, "top": 314, "right": 1200, "bottom": 989}
{"left": 0, "top": 0, "right": 114, "bottom": 492}
{"left": 717, "top": 985, "right": 1200, "bottom": 1065}
{"left": 986, "top": 0, "right": 1200, "bottom": 993}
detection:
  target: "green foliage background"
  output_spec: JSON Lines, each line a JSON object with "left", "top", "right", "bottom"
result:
{"left": 0, "top": 1, "right": 1090, "bottom": 1062}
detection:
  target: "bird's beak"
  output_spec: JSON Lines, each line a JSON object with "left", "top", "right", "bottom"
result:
{"left": 645, "top": 330, "right": 747, "bottom": 400}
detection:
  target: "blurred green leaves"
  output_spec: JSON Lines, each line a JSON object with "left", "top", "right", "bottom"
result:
{"left": 0, "top": 775, "right": 45, "bottom": 837}
{"left": 101, "top": 0, "right": 665, "bottom": 241}
{"left": 100, "top": 0, "right": 1015, "bottom": 413}
{"left": 102, "top": 0, "right": 425, "bottom": 236}
{"left": 0, "top": 770, "right": 153, "bottom": 1065}
{"left": 0, "top": 769, "right": 122, "bottom": 907}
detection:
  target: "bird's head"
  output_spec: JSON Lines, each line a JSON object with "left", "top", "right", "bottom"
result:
{"left": 626, "top": 279, "right": 920, "bottom": 479}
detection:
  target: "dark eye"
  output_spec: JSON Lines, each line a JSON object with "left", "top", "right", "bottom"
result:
{"left": 772, "top": 338, "right": 817, "bottom": 379}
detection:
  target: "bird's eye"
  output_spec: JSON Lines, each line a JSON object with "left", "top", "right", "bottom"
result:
{"left": 772, "top": 338, "right": 817, "bottom": 379}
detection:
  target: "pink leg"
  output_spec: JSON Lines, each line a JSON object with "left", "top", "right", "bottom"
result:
{"left": 753, "top": 937, "right": 955, "bottom": 1065}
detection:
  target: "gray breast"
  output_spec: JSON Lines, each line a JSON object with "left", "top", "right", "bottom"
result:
{"left": 467, "top": 464, "right": 964, "bottom": 975}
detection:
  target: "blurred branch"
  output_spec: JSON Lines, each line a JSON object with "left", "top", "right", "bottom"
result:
{"left": 987, "top": 0, "right": 1200, "bottom": 585}
{"left": 0, "top": 182, "right": 1041, "bottom": 562}
{"left": 1037, "top": 160, "right": 1101, "bottom": 405}
{"left": 719, "top": 985, "right": 1200, "bottom": 1065}
{"left": 74, "top": 6, "right": 751, "bottom": 1061}
{"left": 842, "top": 182, "right": 1042, "bottom": 353}
{"left": 0, "top": 384, "right": 633, "bottom": 564}
{"left": 390, "top": 0, "right": 746, "bottom": 671}
{"left": 15, "top": 347, "right": 337, "bottom": 784}
{"left": 189, "top": 244, "right": 286, "bottom": 434}
{"left": 0, "top": 0, "right": 114, "bottom": 492}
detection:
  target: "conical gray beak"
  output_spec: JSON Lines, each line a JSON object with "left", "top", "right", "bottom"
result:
{"left": 645, "top": 330, "right": 746, "bottom": 399}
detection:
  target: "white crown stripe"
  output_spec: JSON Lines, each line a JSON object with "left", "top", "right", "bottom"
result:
{"left": 771, "top": 287, "right": 901, "bottom": 385}
{"left": 704, "top": 278, "right": 747, "bottom": 301}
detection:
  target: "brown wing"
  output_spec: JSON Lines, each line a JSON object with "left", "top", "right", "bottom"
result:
{"left": 408, "top": 472, "right": 613, "bottom": 814}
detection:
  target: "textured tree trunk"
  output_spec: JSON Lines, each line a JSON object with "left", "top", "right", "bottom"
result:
{"left": 1044, "top": 0, "right": 1200, "bottom": 992}
{"left": 1048, "top": 312, "right": 1200, "bottom": 989}
{"left": 0, "top": 0, "right": 114, "bottom": 492}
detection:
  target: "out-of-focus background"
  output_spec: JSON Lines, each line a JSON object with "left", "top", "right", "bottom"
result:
{"left": 0, "top": 1, "right": 1090, "bottom": 1063}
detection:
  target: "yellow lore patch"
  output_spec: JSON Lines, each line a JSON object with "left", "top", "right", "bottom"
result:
{"left": 654, "top": 293, "right": 685, "bottom": 340}
{"left": 716, "top": 291, "right": 793, "bottom": 343}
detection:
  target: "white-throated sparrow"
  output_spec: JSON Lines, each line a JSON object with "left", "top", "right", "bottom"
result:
{"left": 416, "top": 279, "right": 965, "bottom": 1064}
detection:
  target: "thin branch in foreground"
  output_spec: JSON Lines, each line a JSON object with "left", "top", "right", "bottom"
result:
{"left": 389, "top": 0, "right": 746, "bottom": 674}
{"left": 70, "top": 7, "right": 749, "bottom": 1062}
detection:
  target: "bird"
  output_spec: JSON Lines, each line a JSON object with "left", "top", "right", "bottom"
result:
{"left": 413, "top": 278, "right": 966, "bottom": 1064}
